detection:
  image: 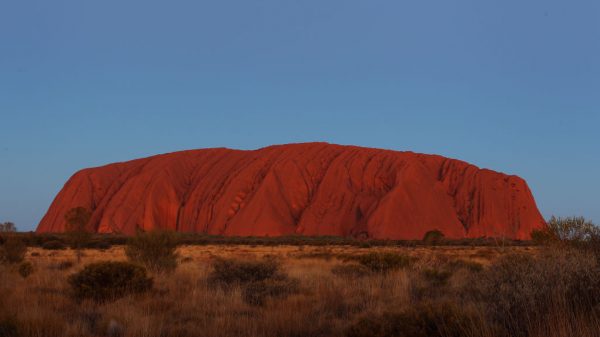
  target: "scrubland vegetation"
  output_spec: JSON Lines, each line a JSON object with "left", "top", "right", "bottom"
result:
{"left": 0, "top": 217, "right": 599, "bottom": 337}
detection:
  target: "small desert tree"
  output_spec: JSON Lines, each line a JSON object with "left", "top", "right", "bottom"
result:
{"left": 423, "top": 230, "right": 445, "bottom": 245}
{"left": 547, "top": 216, "right": 598, "bottom": 242}
{"left": 0, "top": 222, "right": 16, "bottom": 232}
{"left": 532, "top": 216, "right": 599, "bottom": 246}
{"left": 64, "top": 207, "right": 92, "bottom": 263}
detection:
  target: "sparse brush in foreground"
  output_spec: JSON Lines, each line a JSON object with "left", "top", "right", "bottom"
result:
{"left": 41, "top": 240, "right": 67, "bottom": 250}
{"left": 125, "top": 230, "right": 179, "bottom": 273}
{"left": 3, "top": 233, "right": 600, "bottom": 337}
{"left": 209, "top": 257, "right": 281, "bottom": 285}
{"left": 209, "top": 257, "right": 298, "bottom": 305}
{"left": 242, "top": 277, "right": 300, "bottom": 306}
{"left": 49, "top": 260, "right": 74, "bottom": 270}
{"left": 0, "top": 236, "right": 26, "bottom": 264}
{"left": 68, "top": 261, "right": 153, "bottom": 302}
{"left": 331, "top": 263, "right": 371, "bottom": 278}
{"left": 354, "top": 252, "right": 412, "bottom": 273}
{"left": 421, "top": 268, "right": 453, "bottom": 287}
{"left": 346, "top": 302, "right": 478, "bottom": 337}
{"left": 17, "top": 261, "right": 34, "bottom": 278}
{"left": 471, "top": 250, "right": 600, "bottom": 337}
{"left": 0, "top": 318, "right": 19, "bottom": 337}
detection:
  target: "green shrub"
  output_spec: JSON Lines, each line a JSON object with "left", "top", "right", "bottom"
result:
{"left": 68, "top": 261, "right": 153, "bottom": 302}
{"left": 423, "top": 230, "right": 445, "bottom": 245}
{"left": 41, "top": 240, "right": 67, "bottom": 250}
{"left": 354, "top": 252, "right": 412, "bottom": 273}
{"left": 346, "top": 302, "right": 476, "bottom": 337}
{"left": 208, "top": 257, "right": 281, "bottom": 285}
{"left": 0, "top": 237, "right": 26, "bottom": 264}
{"left": 17, "top": 261, "right": 34, "bottom": 278}
{"left": 125, "top": 230, "right": 179, "bottom": 273}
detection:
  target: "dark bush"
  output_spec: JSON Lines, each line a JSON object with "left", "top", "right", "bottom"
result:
{"left": 346, "top": 302, "right": 476, "bottom": 337}
{"left": 209, "top": 257, "right": 281, "bottom": 285}
{"left": 0, "top": 318, "right": 19, "bottom": 337}
{"left": 0, "top": 237, "right": 26, "bottom": 264}
{"left": 530, "top": 228, "right": 556, "bottom": 245}
{"left": 354, "top": 252, "right": 412, "bottom": 273}
{"left": 358, "top": 241, "right": 372, "bottom": 249}
{"left": 422, "top": 268, "right": 453, "bottom": 287}
{"left": 295, "top": 250, "right": 336, "bottom": 260}
{"left": 180, "top": 256, "right": 193, "bottom": 263}
{"left": 126, "top": 230, "right": 179, "bottom": 273}
{"left": 85, "top": 240, "right": 112, "bottom": 250}
{"left": 412, "top": 262, "right": 458, "bottom": 300}
{"left": 17, "top": 261, "right": 34, "bottom": 278}
{"left": 41, "top": 240, "right": 67, "bottom": 250}
{"left": 472, "top": 251, "right": 600, "bottom": 336}
{"left": 242, "top": 278, "right": 299, "bottom": 306}
{"left": 49, "top": 260, "right": 74, "bottom": 271}
{"left": 589, "top": 232, "right": 600, "bottom": 262}
{"left": 68, "top": 261, "right": 153, "bottom": 302}
{"left": 447, "top": 259, "right": 483, "bottom": 273}
{"left": 331, "top": 263, "right": 371, "bottom": 278}
{"left": 423, "top": 230, "right": 445, "bottom": 245}
{"left": 209, "top": 257, "right": 299, "bottom": 305}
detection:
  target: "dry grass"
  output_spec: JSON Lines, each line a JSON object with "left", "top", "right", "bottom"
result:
{"left": 0, "top": 245, "right": 598, "bottom": 337}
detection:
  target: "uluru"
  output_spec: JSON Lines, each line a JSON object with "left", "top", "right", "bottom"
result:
{"left": 36, "top": 142, "right": 545, "bottom": 239}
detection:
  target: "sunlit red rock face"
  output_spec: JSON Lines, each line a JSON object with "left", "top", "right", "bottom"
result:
{"left": 37, "top": 143, "right": 545, "bottom": 239}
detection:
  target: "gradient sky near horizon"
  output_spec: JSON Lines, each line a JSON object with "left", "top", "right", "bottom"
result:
{"left": 1, "top": 0, "right": 599, "bottom": 231}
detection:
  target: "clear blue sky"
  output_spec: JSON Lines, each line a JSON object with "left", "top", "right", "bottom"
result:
{"left": 1, "top": 0, "right": 599, "bottom": 231}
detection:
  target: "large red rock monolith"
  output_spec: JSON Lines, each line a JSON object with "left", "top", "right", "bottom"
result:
{"left": 36, "top": 143, "right": 545, "bottom": 239}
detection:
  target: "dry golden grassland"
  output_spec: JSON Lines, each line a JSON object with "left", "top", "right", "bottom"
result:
{"left": 1, "top": 244, "right": 599, "bottom": 337}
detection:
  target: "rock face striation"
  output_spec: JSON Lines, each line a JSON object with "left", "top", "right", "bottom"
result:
{"left": 37, "top": 143, "right": 545, "bottom": 239}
